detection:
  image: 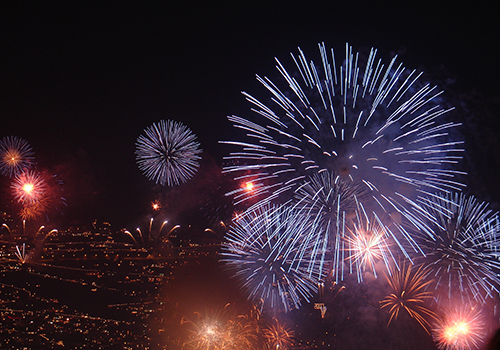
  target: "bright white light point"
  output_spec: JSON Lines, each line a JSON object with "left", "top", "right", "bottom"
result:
{"left": 23, "top": 183, "right": 34, "bottom": 193}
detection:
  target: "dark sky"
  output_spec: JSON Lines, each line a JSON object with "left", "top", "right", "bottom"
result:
{"left": 1, "top": 2, "right": 499, "bottom": 228}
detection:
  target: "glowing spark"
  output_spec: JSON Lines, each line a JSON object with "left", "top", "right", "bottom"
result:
{"left": 245, "top": 182, "right": 254, "bottom": 192}
{"left": 151, "top": 200, "right": 161, "bottom": 211}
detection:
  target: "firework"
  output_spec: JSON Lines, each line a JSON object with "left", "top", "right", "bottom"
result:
{"left": 262, "top": 318, "right": 295, "bottom": 350}
{"left": 19, "top": 200, "right": 48, "bottom": 221}
{"left": 220, "top": 42, "right": 464, "bottom": 232}
{"left": 432, "top": 305, "right": 486, "bottom": 350}
{"left": 221, "top": 204, "right": 328, "bottom": 312}
{"left": 9, "top": 169, "right": 65, "bottom": 222}
{"left": 11, "top": 170, "right": 47, "bottom": 204}
{"left": 14, "top": 243, "right": 29, "bottom": 263}
{"left": 135, "top": 120, "right": 202, "bottom": 186}
{"left": 181, "top": 304, "right": 256, "bottom": 350}
{"left": 343, "top": 209, "right": 395, "bottom": 280}
{"left": 151, "top": 199, "right": 161, "bottom": 211}
{"left": 380, "top": 262, "right": 437, "bottom": 332}
{"left": 123, "top": 218, "right": 177, "bottom": 249}
{"left": 409, "top": 192, "right": 500, "bottom": 304}
{"left": 321, "top": 196, "right": 414, "bottom": 282}
{"left": 0, "top": 136, "right": 35, "bottom": 178}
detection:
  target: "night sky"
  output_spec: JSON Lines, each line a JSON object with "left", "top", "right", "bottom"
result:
{"left": 1, "top": 2, "right": 499, "bottom": 229}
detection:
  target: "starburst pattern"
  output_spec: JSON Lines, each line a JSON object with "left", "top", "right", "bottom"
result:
{"left": 432, "top": 305, "right": 486, "bottom": 350}
{"left": 221, "top": 42, "right": 465, "bottom": 216}
{"left": 136, "top": 120, "right": 202, "bottom": 186}
{"left": 11, "top": 170, "right": 47, "bottom": 204}
{"left": 0, "top": 136, "right": 35, "bottom": 177}
{"left": 181, "top": 305, "right": 256, "bottom": 350}
{"left": 380, "top": 262, "right": 437, "bottom": 332}
{"left": 262, "top": 318, "right": 295, "bottom": 350}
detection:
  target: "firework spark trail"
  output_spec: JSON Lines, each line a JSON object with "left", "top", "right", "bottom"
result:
{"left": 408, "top": 192, "right": 500, "bottom": 304}
{"left": 122, "top": 218, "right": 175, "bottom": 249}
{"left": 291, "top": 170, "right": 365, "bottom": 233}
{"left": 0, "top": 136, "right": 35, "bottom": 178}
{"left": 14, "top": 243, "right": 28, "bottom": 263}
{"left": 136, "top": 120, "right": 202, "bottom": 186}
{"left": 221, "top": 204, "right": 328, "bottom": 312}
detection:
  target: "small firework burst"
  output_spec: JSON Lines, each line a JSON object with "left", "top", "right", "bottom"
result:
{"left": 0, "top": 136, "right": 35, "bottom": 178}
{"left": 432, "top": 304, "right": 486, "bottom": 350}
{"left": 136, "top": 120, "right": 202, "bottom": 186}
{"left": 11, "top": 170, "right": 47, "bottom": 204}
{"left": 262, "top": 318, "right": 295, "bottom": 350}
{"left": 151, "top": 199, "right": 161, "bottom": 211}
{"left": 380, "top": 262, "right": 437, "bottom": 332}
{"left": 181, "top": 304, "right": 256, "bottom": 350}
{"left": 19, "top": 200, "right": 48, "bottom": 221}
{"left": 345, "top": 217, "right": 387, "bottom": 278}
{"left": 338, "top": 206, "right": 402, "bottom": 282}
{"left": 124, "top": 217, "right": 174, "bottom": 249}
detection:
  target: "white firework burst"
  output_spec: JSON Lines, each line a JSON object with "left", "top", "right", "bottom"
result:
{"left": 136, "top": 120, "right": 202, "bottom": 186}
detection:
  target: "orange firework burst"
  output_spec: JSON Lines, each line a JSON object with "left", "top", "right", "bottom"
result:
{"left": 0, "top": 136, "right": 35, "bottom": 178}
{"left": 432, "top": 305, "right": 486, "bottom": 350}
{"left": 11, "top": 170, "right": 47, "bottom": 204}
{"left": 181, "top": 304, "right": 256, "bottom": 349}
{"left": 262, "top": 318, "right": 295, "bottom": 350}
{"left": 380, "top": 262, "right": 437, "bottom": 333}
{"left": 19, "top": 200, "right": 48, "bottom": 221}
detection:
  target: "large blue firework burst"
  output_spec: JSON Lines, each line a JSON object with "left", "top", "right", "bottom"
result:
{"left": 220, "top": 42, "right": 465, "bottom": 216}
{"left": 220, "top": 204, "right": 328, "bottom": 312}
{"left": 135, "top": 120, "right": 202, "bottom": 186}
